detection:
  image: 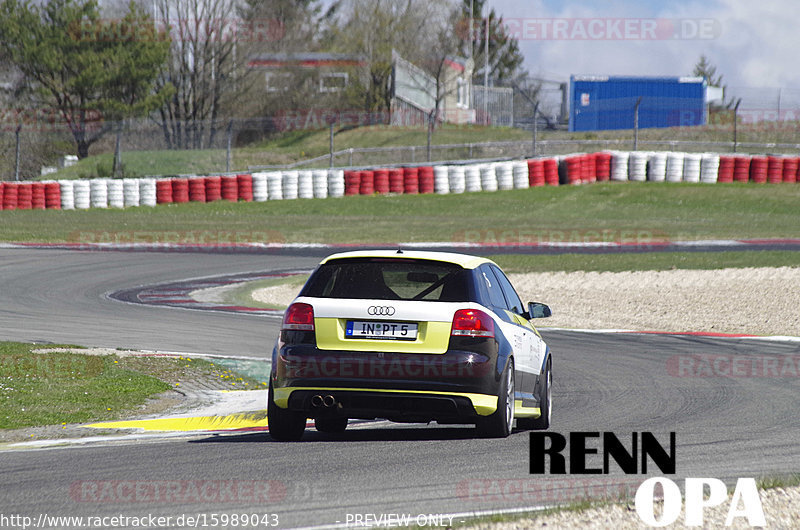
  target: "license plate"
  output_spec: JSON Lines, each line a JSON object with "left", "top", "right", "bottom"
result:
{"left": 345, "top": 321, "right": 418, "bottom": 340}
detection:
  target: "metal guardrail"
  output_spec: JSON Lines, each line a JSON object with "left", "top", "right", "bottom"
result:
{"left": 249, "top": 139, "right": 800, "bottom": 171}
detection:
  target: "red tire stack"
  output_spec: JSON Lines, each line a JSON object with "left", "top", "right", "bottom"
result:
{"left": 16, "top": 183, "right": 33, "bottom": 210}
{"left": 565, "top": 156, "right": 582, "bottom": 185}
{"left": 527, "top": 159, "right": 545, "bottom": 187}
{"left": 189, "top": 178, "right": 207, "bottom": 202}
{"left": 717, "top": 156, "right": 735, "bottom": 183}
{"left": 359, "top": 170, "right": 374, "bottom": 195}
{"left": 31, "top": 182, "right": 46, "bottom": 209}
{"left": 766, "top": 156, "right": 783, "bottom": 184}
{"left": 388, "top": 169, "right": 404, "bottom": 193}
{"left": 750, "top": 156, "right": 768, "bottom": 183}
{"left": 417, "top": 166, "right": 435, "bottom": 194}
{"left": 205, "top": 176, "right": 222, "bottom": 201}
{"left": 3, "top": 183, "right": 17, "bottom": 210}
{"left": 595, "top": 152, "right": 612, "bottom": 181}
{"left": 373, "top": 169, "right": 390, "bottom": 194}
{"left": 221, "top": 175, "right": 239, "bottom": 201}
{"left": 171, "top": 178, "right": 190, "bottom": 203}
{"left": 237, "top": 174, "right": 253, "bottom": 202}
{"left": 543, "top": 158, "right": 559, "bottom": 186}
{"left": 344, "top": 170, "right": 360, "bottom": 196}
{"left": 781, "top": 157, "right": 799, "bottom": 183}
{"left": 0, "top": 183, "right": 5, "bottom": 211}
{"left": 403, "top": 167, "right": 419, "bottom": 194}
{"left": 155, "top": 179, "right": 173, "bottom": 203}
{"left": 733, "top": 156, "right": 751, "bottom": 182}
{"left": 44, "top": 182, "right": 61, "bottom": 209}
{"left": 582, "top": 153, "right": 597, "bottom": 183}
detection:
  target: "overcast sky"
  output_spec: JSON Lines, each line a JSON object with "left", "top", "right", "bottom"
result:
{"left": 488, "top": 0, "right": 798, "bottom": 91}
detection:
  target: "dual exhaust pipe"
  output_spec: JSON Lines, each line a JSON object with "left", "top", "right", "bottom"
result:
{"left": 311, "top": 394, "right": 337, "bottom": 408}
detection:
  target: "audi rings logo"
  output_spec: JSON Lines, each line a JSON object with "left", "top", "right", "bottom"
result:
{"left": 367, "top": 305, "right": 396, "bottom": 316}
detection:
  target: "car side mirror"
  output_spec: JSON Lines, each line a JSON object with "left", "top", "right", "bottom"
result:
{"left": 527, "top": 302, "right": 552, "bottom": 319}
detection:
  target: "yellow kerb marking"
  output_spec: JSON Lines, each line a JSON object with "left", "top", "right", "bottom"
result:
{"left": 87, "top": 411, "right": 268, "bottom": 432}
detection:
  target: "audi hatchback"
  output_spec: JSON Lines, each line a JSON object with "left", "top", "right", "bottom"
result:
{"left": 268, "top": 250, "right": 552, "bottom": 441}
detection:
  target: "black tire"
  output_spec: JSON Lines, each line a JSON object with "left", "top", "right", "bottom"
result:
{"left": 476, "top": 359, "right": 514, "bottom": 438}
{"left": 267, "top": 382, "right": 306, "bottom": 441}
{"left": 315, "top": 416, "right": 348, "bottom": 433}
{"left": 519, "top": 359, "right": 551, "bottom": 430}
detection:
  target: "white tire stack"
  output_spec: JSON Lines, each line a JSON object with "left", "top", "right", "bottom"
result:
{"left": 448, "top": 165, "right": 466, "bottom": 194}
{"left": 665, "top": 152, "right": 685, "bottom": 182}
{"left": 312, "top": 170, "right": 328, "bottom": 199}
{"left": 647, "top": 152, "right": 667, "bottom": 182}
{"left": 107, "top": 179, "right": 124, "bottom": 208}
{"left": 512, "top": 161, "right": 529, "bottom": 189}
{"left": 328, "top": 169, "right": 345, "bottom": 198}
{"left": 73, "top": 180, "right": 91, "bottom": 209}
{"left": 252, "top": 172, "right": 268, "bottom": 201}
{"left": 610, "top": 151, "right": 629, "bottom": 181}
{"left": 59, "top": 180, "right": 75, "bottom": 210}
{"left": 683, "top": 153, "right": 702, "bottom": 183}
{"left": 282, "top": 170, "right": 299, "bottom": 200}
{"left": 700, "top": 153, "right": 720, "bottom": 183}
{"left": 89, "top": 179, "right": 108, "bottom": 208}
{"left": 139, "top": 178, "right": 157, "bottom": 206}
{"left": 480, "top": 164, "right": 498, "bottom": 192}
{"left": 433, "top": 165, "right": 450, "bottom": 194}
{"left": 464, "top": 164, "right": 481, "bottom": 192}
{"left": 123, "top": 178, "right": 140, "bottom": 207}
{"left": 495, "top": 161, "right": 514, "bottom": 190}
{"left": 266, "top": 172, "right": 283, "bottom": 200}
{"left": 628, "top": 152, "right": 648, "bottom": 182}
{"left": 297, "top": 170, "right": 314, "bottom": 199}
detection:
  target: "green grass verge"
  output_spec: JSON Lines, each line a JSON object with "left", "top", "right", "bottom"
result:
{"left": 1, "top": 182, "right": 800, "bottom": 244}
{"left": 0, "top": 342, "right": 261, "bottom": 429}
{"left": 492, "top": 251, "right": 800, "bottom": 273}
{"left": 215, "top": 276, "right": 308, "bottom": 310}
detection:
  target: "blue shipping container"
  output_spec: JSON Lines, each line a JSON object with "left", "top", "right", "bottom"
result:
{"left": 569, "top": 76, "right": 706, "bottom": 132}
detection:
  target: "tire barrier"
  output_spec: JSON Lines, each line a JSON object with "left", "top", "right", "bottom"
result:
{"left": 328, "top": 169, "right": 345, "bottom": 198}
{"left": 433, "top": 166, "right": 449, "bottom": 194}
{"left": 123, "top": 178, "right": 140, "bottom": 207}
{"left": 682, "top": 153, "right": 702, "bottom": 183}
{"left": 205, "top": 176, "right": 222, "bottom": 202}
{"left": 107, "top": 179, "right": 124, "bottom": 208}
{"left": 0, "top": 182, "right": 3, "bottom": 211}
{"left": 647, "top": 152, "right": 667, "bottom": 182}
{"left": 448, "top": 165, "right": 466, "bottom": 194}
{"left": 282, "top": 170, "right": 299, "bottom": 200}
{"left": 90, "top": 179, "right": 108, "bottom": 208}
{"left": 44, "top": 181, "right": 61, "bottom": 210}
{"left": 59, "top": 180, "right": 75, "bottom": 210}
{"left": 8, "top": 150, "right": 798, "bottom": 214}
{"left": 403, "top": 167, "right": 419, "bottom": 194}
{"left": 171, "top": 178, "right": 190, "bottom": 203}
{"left": 73, "top": 180, "right": 91, "bottom": 209}
{"left": 139, "top": 178, "right": 157, "bottom": 207}
{"left": 665, "top": 152, "right": 685, "bottom": 182}
{"left": 188, "top": 177, "right": 207, "bottom": 203}
{"left": 253, "top": 172, "right": 269, "bottom": 201}
{"left": 750, "top": 156, "right": 768, "bottom": 184}
{"left": 297, "top": 170, "right": 313, "bottom": 199}
{"left": 266, "top": 171, "right": 283, "bottom": 200}
{"left": 155, "top": 179, "right": 172, "bottom": 204}
{"left": 418, "top": 166, "right": 435, "bottom": 194}
{"left": 237, "top": 173, "right": 254, "bottom": 202}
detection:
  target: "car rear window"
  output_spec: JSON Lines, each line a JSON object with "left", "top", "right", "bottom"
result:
{"left": 300, "top": 258, "right": 471, "bottom": 302}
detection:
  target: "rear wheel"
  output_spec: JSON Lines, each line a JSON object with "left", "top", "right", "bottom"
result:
{"left": 315, "top": 416, "right": 348, "bottom": 433}
{"left": 519, "top": 360, "right": 551, "bottom": 430}
{"left": 267, "top": 382, "right": 306, "bottom": 441}
{"left": 476, "top": 359, "right": 514, "bottom": 438}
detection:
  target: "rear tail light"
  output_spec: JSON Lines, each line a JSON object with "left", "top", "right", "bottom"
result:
{"left": 451, "top": 309, "right": 495, "bottom": 338}
{"left": 283, "top": 302, "right": 315, "bottom": 331}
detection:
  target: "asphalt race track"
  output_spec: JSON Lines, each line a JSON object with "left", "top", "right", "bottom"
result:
{"left": 1, "top": 248, "right": 799, "bottom": 528}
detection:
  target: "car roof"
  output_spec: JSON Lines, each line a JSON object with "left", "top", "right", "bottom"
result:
{"left": 318, "top": 249, "right": 496, "bottom": 270}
